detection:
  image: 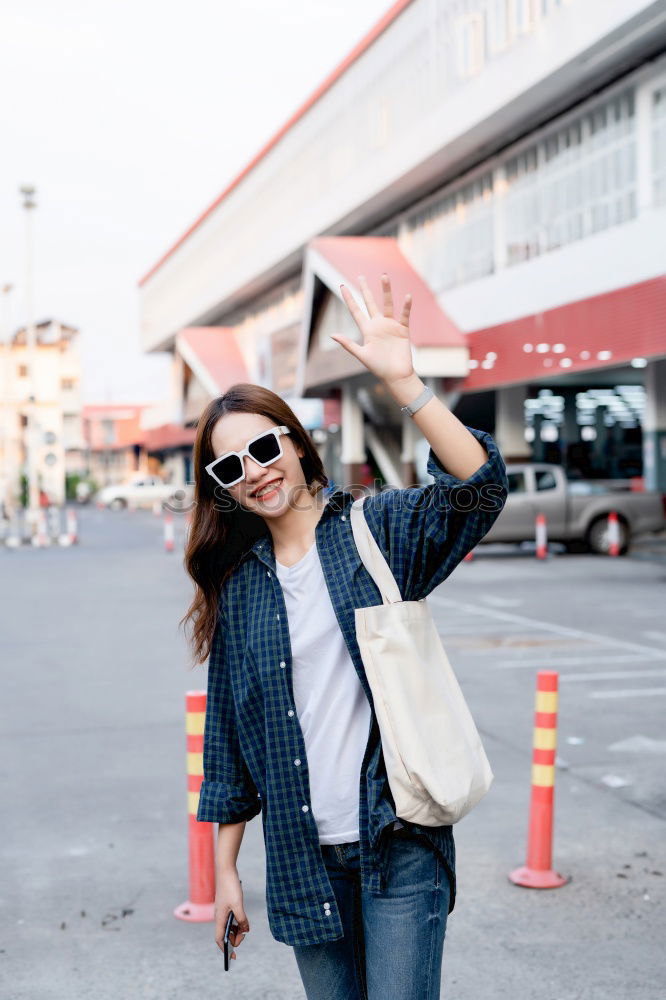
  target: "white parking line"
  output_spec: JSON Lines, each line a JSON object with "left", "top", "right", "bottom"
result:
{"left": 480, "top": 596, "right": 525, "bottom": 608}
{"left": 559, "top": 669, "right": 666, "bottom": 683}
{"left": 428, "top": 595, "right": 666, "bottom": 660}
{"left": 641, "top": 631, "right": 666, "bottom": 643}
{"left": 589, "top": 687, "right": 666, "bottom": 699}
{"left": 495, "top": 655, "right": 662, "bottom": 669}
{"left": 437, "top": 624, "right": 534, "bottom": 635}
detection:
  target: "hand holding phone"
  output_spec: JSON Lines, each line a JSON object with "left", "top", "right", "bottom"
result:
{"left": 223, "top": 909, "right": 239, "bottom": 971}
{"left": 216, "top": 874, "right": 249, "bottom": 970}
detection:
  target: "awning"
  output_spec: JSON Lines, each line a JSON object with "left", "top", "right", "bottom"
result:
{"left": 295, "top": 235, "right": 467, "bottom": 396}
{"left": 142, "top": 423, "right": 197, "bottom": 452}
{"left": 176, "top": 327, "right": 249, "bottom": 396}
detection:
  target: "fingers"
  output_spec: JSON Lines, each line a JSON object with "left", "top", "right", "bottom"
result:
{"left": 399, "top": 293, "right": 412, "bottom": 328}
{"left": 339, "top": 284, "right": 366, "bottom": 331}
{"left": 340, "top": 274, "right": 402, "bottom": 326}
{"left": 357, "top": 275, "right": 380, "bottom": 318}
{"left": 214, "top": 906, "right": 249, "bottom": 953}
{"left": 329, "top": 333, "right": 365, "bottom": 363}
{"left": 380, "top": 273, "right": 394, "bottom": 318}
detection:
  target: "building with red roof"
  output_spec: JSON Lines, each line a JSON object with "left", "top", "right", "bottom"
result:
{"left": 138, "top": 0, "right": 666, "bottom": 490}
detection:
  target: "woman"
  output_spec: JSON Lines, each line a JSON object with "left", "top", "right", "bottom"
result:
{"left": 182, "top": 274, "right": 508, "bottom": 999}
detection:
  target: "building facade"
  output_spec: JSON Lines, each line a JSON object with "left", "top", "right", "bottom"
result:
{"left": 138, "top": 0, "right": 666, "bottom": 490}
{"left": 82, "top": 403, "right": 197, "bottom": 488}
{"left": 0, "top": 319, "right": 85, "bottom": 510}
{"left": 82, "top": 404, "right": 147, "bottom": 488}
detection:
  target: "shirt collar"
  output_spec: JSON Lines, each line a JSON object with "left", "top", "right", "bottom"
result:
{"left": 247, "top": 488, "right": 355, "bottom": 561}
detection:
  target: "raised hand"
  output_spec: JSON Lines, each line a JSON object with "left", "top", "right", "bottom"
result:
{"left": 331, "top": 273, "right": 415, "bottom": 386}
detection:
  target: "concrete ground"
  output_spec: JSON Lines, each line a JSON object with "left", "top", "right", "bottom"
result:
{"left": 1, "top": 506, "right": 665, "bottom": 999}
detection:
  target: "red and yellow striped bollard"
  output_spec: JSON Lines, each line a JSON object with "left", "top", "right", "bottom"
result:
{"left": 509, "top": 671, "right": 569, "bottom": 889}
{"left": 174, "top": 691, "right": 216, "bottom": 921}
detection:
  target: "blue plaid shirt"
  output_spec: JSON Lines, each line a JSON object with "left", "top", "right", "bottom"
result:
{"left": 197, "top": 425, "right": 508, "bottom": 947}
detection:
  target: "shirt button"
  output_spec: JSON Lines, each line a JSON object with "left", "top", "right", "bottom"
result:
{"left": 267, "top": 570, "right": 271, "bottom": 577}
{"left": 294, "top": 758, "right": 301, "bottom": 766}
{"left": 341, "top": 515, "right": 347, "bottom": 521}
{"left": 276, "top": 613, "right": 280, "bottom": 620}
{"left": 302, "top": 804, "right": 309, "bottom": 812}
{"left": 279, "top": 660, "right": 286, "bottom": 668}
{"left": 288, "top": 709, "right": 295, "bottom": 717}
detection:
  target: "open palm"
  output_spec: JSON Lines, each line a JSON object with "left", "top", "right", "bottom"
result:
{"left": 331, "top": 274, "right": 415, "bottom": 385}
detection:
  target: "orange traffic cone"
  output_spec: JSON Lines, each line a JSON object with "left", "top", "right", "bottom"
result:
{"left": 509, "top": 671, "right": 569, "bottom": 889}
{"left": 607, "top": 510, "right": 620, "bottom": 557}
{"left": 535, "top": 512, "right": 548, "bottom": 559}
{"left": 174, "top": 691, "right": 216, "bottom": 922}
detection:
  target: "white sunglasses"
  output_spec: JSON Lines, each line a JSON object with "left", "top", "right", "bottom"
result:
{"left": 205, "top": 425, "right": 291, "bottom": 488}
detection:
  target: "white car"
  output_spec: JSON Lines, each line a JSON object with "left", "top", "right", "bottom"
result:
{"left": 96, "top": 474, "right": 193, "bottom": 511}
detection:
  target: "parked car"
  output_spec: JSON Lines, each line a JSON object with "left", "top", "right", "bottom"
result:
{"left": 95, "top": 474, "right": 193, "bottom": 511}
{"left": 483, "top": 463, "right": 665, "bottom": 554}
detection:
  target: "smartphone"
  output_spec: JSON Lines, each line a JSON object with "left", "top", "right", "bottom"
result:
{"left": 223, "top": 910, "right": 238, "bottom": 971}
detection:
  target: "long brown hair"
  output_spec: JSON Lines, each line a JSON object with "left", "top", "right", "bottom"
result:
{"left": 180, "top": 383, "right": 329, "bottom": 666}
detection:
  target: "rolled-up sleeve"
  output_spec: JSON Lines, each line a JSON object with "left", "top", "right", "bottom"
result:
{"left": 196, "top": 599, "right": 262, "bottom": 825}
{"left": 362, "top": 425, "right": 508, "bottom": 602}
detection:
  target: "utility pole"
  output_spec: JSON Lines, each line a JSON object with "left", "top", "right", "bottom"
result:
{"left": 20, "top": 184, "right": 40, "bottom": 532}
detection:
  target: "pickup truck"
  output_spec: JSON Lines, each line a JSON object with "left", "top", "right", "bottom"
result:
{"left": 96, "top": 474, "right": 193, "bottom": 511}
{"left": 483, "top": 463, "right": 665, "bottom": 554}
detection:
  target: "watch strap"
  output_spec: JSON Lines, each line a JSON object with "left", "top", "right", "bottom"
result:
{"left": 400, "top": 384, "right": 434, "bottom": 417}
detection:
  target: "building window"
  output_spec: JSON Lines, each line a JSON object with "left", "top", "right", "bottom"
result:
{"left": 540, "top": 0, "right": 568, "bottom": 15}
{"left": 61, "top": 377, "right": 76, "bottom": 391}
{"left": 63, "top": 414, "right": 80, "bottom": 448}
{"left": 18, "top": 364, "right": 29, "bottom": 378}
{"left": 653, "top": 84, "right": 666, "bottom": 206}
{"left": 511, "top": 0, "right": 535, "bottom": 35}
{"left": 504, "top": 147, "right": 540, "bottom": 263}
{"left": 405, "top": 172, "right": 495, "bottom": 291}
{"left": 505, "top": 89, "right": 636, "bottom": 264}
{"left": 455, "top": 13, "right": 485, "bottom": 79}
{"left": 400, "top": 77, "right": 640, "bottom": 291}
{"left": 487, "top": 0, "right": 511, "bottom": 53}
{"left": 101, "top": 419, "right": 115, "bottom": 445}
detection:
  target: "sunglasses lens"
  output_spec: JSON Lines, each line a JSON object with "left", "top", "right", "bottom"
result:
{"left": 214, "top": 454, "right": 243, "bottom": 485}
{"left": 248, "top": 432, "right": 280, "bottom": 465}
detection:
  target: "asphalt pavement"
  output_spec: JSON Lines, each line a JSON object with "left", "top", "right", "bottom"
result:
{"left": 1, "top": 506, "right": 665, "bottom": 999}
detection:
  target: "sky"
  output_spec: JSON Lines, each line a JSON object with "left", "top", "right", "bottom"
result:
{"left": 0, "top": 0, "right": 392, "bottom": 405}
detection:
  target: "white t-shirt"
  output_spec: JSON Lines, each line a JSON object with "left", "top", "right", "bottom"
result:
{"left": 275, "top": 539, "right": 372, "bottom": 844}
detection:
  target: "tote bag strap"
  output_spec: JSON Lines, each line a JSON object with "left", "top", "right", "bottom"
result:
{"left": 349, "top": 496, "right": 403, "bottom": 606}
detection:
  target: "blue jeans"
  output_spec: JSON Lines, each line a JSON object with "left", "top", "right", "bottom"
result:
{"left": 292, "top": 827, "right": 450, "bottom": 1000}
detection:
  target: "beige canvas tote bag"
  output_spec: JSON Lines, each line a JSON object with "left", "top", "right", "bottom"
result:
{"left": 349, "top": 495, "right": 494, "bottom": 826}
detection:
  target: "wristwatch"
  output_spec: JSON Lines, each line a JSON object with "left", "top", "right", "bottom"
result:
{"left": 400, "top": 384, "right": 434, "bottom": 417}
